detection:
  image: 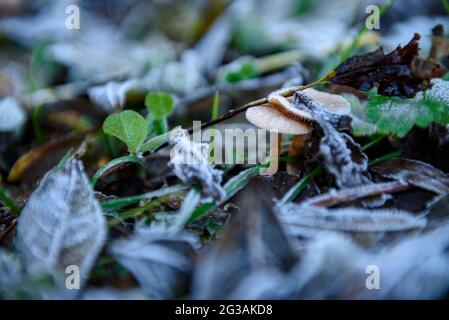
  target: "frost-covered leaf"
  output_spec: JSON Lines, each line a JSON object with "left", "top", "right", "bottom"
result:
{"left": 192, "top": 184, "right": 296, "bottom": 299}
{"left": 110, "top": 225, "right": 198, "bottom": 299}
{"left": 355, "top": 79, "right": 449, "bottom": 137}
{"left": 16, "top": 159, "right": 106, "bottom": 294}
{"left": 168, "top": 128, "right": 225, "bottom": 202}
{"left": 278, "top": 203, "right": 426, "bottom": 233}
{"left": 371, "top": 158, "right": 449, "bottom": 194}
{"left": 0, "top": 249, "right": 23, "bottom": 299}
{"left": 0, "top": 97, "right": 26, "bottom": 133}
{"left": 294, "top": 224, "right": 449, "bottom": 299}
{"left": 88, "top": 80, "right": 142, "bottom": 112}
{"left": 294, "top": 92, "right": 370, "bottom": 188}
{"left": 103, "top": 110, "right": 148, "bottom": 154}
{"left": 366, "top": 94, "right": 444, "bottom": 137}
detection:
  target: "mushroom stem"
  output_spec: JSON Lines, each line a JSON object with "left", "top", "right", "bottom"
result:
{"left": 261, "top": 133, "right": 281, "bottom": 176}
{"left": 287, "top": 135, "right": 307, "bottom": 175}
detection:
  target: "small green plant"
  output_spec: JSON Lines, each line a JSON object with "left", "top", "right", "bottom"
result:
{"left": 103, "top": 110, "right": 148, "bottom": 154}
{"left": 145, "top": 91, "right": 175, "bottom": 135}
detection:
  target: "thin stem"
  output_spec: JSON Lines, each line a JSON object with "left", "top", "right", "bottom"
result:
{"left": 91, "top": 155, "right": 144, "bottom": 186}
{"left": 148, "top": 76, "right": 331, "bottom": 154}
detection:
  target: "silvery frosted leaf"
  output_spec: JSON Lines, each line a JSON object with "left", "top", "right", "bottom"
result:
{"left": 0, "top": 249, "right": 23, "bottom": 299}
{"left": 361, "top": 224, "right": 449, "bottom": 299}
{"left": 16, "top": 159, "right": 107, "bottom": 293}
{"left": 294, "top": 223, "right": 449, "bottom": 299}
{"left": 192, "top": 184, "right": 296, "bottom": 299}
{"left": 0, "top": 97, "right": 26, "bottom": 133}
{"left": 279, "top": 204, "right": 426, "bottom": 233}
{"left": 168, "top": 128, "right": 225, "bottom": 202}
{"left": 110, "top": 225, "right": 198, "bottom": 299}
{"left": 371, "top": 158, "right": 449, "bottom": 194}
{"left": 87, "top": 80, "right": 143, "bottom": 112}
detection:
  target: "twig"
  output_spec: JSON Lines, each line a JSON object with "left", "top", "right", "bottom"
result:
{"left": 301, "top": 180, "right": 410, "bottom": 207}
{"left": 150, "top": 75, "right": 332, "bottom": 154}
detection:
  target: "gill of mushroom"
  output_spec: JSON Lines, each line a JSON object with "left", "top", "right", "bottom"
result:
{"left": 245, "top": 88, "right": 351, "bottom": 175}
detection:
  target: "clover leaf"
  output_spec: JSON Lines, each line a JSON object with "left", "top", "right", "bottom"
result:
{"left": 103, "top": 110, "right": 148, "bottom": 154}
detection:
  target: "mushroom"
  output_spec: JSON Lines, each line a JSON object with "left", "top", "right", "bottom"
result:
{"left": 245, "top": 88, "right": 350, "bottom": 175}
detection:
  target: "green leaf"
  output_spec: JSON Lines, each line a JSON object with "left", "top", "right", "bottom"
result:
{"left": 103, "top": 110, "right": 148, "bottom": 154}
{"left": 145, "top": 92, "right": 174, "bottom": 119}
{"left": 354, "top": 79, "right": 449, "bottom": 137}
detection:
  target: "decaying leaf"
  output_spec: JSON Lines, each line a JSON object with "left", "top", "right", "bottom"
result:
{"left": 16, "top": 159, "right": 106, "bottom": 293}
{"left": 168, "top": 128, "right": 225, "bottom": 202}
{"left": 371, "top": 158, "right": 449, "bottom": 194}
{"left": 329, "top": 34, "right": 445, "bottom": 97}
{"left": 110, "top": 225, "right": 198, "bottom": 299}
{"left": 192, "top": 184, "right": 297, "bottom": 299}
{"left": 294, "top": 92, "right": 370, "bottom": 188}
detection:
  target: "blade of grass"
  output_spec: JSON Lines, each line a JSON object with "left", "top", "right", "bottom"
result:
{"left": 138, "top": 128, "right": 176, "bottom": 153}
{"left": 101, "top": 184, "right": 188, "bottom": 211}
{"left": 91, "top": 155, "right": 144, "bottom": 186}
{"left": 55, "top": 147, "right": 74, "bottom": 170}
{"left": 0, "top": 185, "right": 20, "bottom": 215}
{"left": 187, "top": 163, "right": 267, "bottom": 223}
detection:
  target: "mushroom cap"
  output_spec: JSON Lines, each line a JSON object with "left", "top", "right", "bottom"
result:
{"left": 268, "top": 88, "right": 351, "bottom": 123}
{"left": 303, "top": 88, "right": 351, "bottom": 114}
{"left": 245, "top": 106, "right": 312, "bottom": 135}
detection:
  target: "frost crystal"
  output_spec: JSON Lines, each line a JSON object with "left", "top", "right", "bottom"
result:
{"left": 168, "top": 128, "right": 225, "bottom": 202}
